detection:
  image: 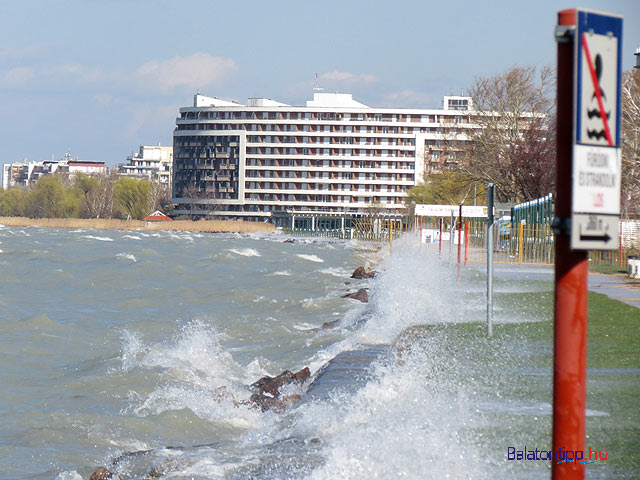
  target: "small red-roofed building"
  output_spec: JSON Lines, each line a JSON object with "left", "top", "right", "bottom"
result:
{"left": 143, "top": 211, "right": 173, "bottom": 222}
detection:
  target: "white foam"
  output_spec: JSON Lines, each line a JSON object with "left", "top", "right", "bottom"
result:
{"left": 318, "top": 267, "right": 349, "bottom": 277}
{"left": 56, "top": 471, "right": 83, "bottom": 480}
{"left": 122, "top": 234, "right": 142, "bottom": 240}
{"left": 269, "top": 270, "right": 292, "bottom": 276}
{"left": 81, "top": 235, "right": 113, "bottom": 242}
{"left": 228, "top": 248, "right": 262, "bottom": 257}
{"left": 296, "top": 254, "right": 324, "bottom": 263}
{"left": 120, "top": 321, "right": 265, "bottom": 427}
{"left": 115, "top": 253, "right": 137, "bottom": 263}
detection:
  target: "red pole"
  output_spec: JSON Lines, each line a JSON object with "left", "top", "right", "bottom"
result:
{"left": 553, "top": 9, "right": 588, "bottom": 480}
{"left": 457, "top": 204, "right": 462, "bottom": 264}
{"left": 464, "top": 220, "right": 469, "bottom": 265}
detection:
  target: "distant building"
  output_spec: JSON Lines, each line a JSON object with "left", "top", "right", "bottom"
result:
{"left": 117, "top": 145, "right": 173, "bottom": 188}
{"left": 172, "top": 92, "right": 476, "bottom": 221}
{"left": 2, "top": 154, "right": 106, "bottom": 189}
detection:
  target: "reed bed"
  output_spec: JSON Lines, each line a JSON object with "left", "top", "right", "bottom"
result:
{"left": 0, "top": 217, "right": 275, "bottom": 234}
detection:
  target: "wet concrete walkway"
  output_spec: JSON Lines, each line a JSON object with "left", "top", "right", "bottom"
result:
{"left": 472, "top": 263, "right": 640, "bottom": 310}
{"left": 588, "top": 272, "right": 640, "bottom": 309}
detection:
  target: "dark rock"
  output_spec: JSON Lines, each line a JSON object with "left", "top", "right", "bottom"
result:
{"left": 342, "top": 288, "right": 368, "bottom": 303}
{"left": 283, "top": 239, "right": 295, "bottom": 243}
{"left": 89, "top": 467, "right": 121, "bottom": 480}
{"left": 249, "top": 392, "right": 302, "bottom": 412}
{"left": 251, "top": 367, "right": 310, "bottom": 396}
{"left": 248, "top": 367, "right": 310, "bottom": 411}
{"left": 351, "top": 266, "right": 376, "bottom": 279}
{"left": 322, "top": 319, "right": 340, "bottom": 329}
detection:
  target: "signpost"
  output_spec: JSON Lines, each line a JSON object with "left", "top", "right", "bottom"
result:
{"left": 553, "top": 8, "right": 622, "bottom": 480}
{"left": 570, "top": 10, "right": 623, "bottom": 251}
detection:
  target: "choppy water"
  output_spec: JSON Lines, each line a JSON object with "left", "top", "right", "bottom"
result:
{"left": 0, "top": 226, "right": 634, "bottom": 479}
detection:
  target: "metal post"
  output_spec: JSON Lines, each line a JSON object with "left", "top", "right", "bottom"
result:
{"left": 553, "top": 9, "right": 588, "bottom": 479}
{"left": 438, "top": 218, "right": 442, "bottom": 255}
{"left": 487, "top": 183, "right": 494, "bottom": 337}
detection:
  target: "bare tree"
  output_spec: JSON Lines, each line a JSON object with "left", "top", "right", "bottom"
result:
{"left": 150, "top": 180, "right": 171, "bottom": 213}
{"left": 621, "top": 70, "right": 640, "bottom": 218}
{"left": 462, "top": 66, "right": 556, "bottom": 202}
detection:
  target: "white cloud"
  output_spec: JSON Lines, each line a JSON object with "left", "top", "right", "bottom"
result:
{"left": 134, "top": 53, "right": 238, "bottom": 93}
{"left": 320, "top": 71, "right": 378, "bottom": 85}
{"left": 0, "top": 53, "right": 237, "bottom": 95}
{"left": 1, "top": 67, "right": 36, "bottom": 86}
{"left": 53, "top": 64, "right": 111, "bottom": 84}
{"left": 385, "top": 89, "right": 434, "bottom": 107}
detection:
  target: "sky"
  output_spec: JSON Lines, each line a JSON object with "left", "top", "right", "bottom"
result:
{"left": 1, "top": 0, "right": 639, "bottom": 167}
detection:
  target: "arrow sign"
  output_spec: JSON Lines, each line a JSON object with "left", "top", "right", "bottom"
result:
{"left": 579, "top": 232, "right": 611, "bottom": 243}
{"left": 571, "top": 213, "right": 619, "bottom": 250}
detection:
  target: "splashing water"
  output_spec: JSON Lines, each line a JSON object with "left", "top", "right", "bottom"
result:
{"left": 3, "top": 227, "right": 630, "bottom": 479}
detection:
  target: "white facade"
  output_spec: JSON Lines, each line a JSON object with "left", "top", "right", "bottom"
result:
{"left": 118, "top": 145, "right": 173, "bottom": 187}
{"left": 173, "top": 92, "right": 476, "bottom": 220}
{"left": 2, "top": 155, "right": 106, "bottom": 189}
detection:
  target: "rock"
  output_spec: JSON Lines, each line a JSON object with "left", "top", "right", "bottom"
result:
{"left": 283, "top": 239, "right": 295, "bottom": 243}
{"left": 342, "top": 288, "right": 368, "bottom": 303}
{"left": 248, "top": 367, "right": 310, "bottom": 411}
{"left": 351, "top": 266, "right": 376, "bottom": 279}
{"left": 322, "top": 319, "right": 340, "bottom": 329}
{"left": 89, "top": 467, "right": 121, "bottom": 480}
{"left": 251, "top": 367, "right": 310, "bottom": 396}
{"left": 249, "top": 392, "right": 302, "bottom": 412}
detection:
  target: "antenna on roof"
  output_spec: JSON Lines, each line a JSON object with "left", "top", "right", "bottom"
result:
{"left": 313, "top": 73, "right": 324, "bottom": 93}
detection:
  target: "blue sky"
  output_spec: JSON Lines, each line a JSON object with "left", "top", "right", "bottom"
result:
{"left": 1, "top": 0, "right": 639, "bottom": 167}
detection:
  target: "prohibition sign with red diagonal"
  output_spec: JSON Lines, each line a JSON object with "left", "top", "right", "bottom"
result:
{"left": 581, "top": 32, "right": 614, "bottom": 146}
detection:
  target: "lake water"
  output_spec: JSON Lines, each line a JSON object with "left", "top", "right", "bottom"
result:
{"left": 0, "top": 225, "right": 633, "bottom": 479}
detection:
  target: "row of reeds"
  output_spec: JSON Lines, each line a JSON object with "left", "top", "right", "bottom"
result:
{"left": 0, "top": 217, "right": 275, "bottom": 234}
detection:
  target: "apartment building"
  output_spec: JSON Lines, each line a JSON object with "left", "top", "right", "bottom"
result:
{"left": 2, "top": 154, "right": 106, "bottom": 190}
{"left": 117, "top": 145, "right": 173, "bottom": 188}
{"left": 173, "top": 92, "right": 475, "bottom": 221}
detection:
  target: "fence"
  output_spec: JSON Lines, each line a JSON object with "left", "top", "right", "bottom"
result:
{"left": 281, "top": 213, "right": 405, "bottom": 242}
{"left": 418, "top": 216, "right": 637, "bottom": 268}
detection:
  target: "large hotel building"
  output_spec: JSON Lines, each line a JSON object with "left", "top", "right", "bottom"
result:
{"left": 173, "top": 92, "right": 475, "bottom": 222}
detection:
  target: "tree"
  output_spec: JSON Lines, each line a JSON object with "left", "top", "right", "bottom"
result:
{"left": 0, "top": 188, "right": 27, "bottom": 216}
{"left": 621, "top": 69, "right": 640, "bottom": 218}
{"left": 25, "top": 175, "right": 82, "bottom": 218}
{"left": 113, "top": 177, "right": 152, "bottom": 220}
{"left": 406, "top": 170, "right": 487, "bottom": 206}
{"left": 150, "top": 180, "right": 171, "bottom": 213}
{"left": 461, "top": 66, "right": 556, "bottom": 202}
{"left": 73, "top": 173, "right": 115, "bottom": 218}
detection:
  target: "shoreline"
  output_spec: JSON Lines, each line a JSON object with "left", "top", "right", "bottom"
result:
{"left": 0, "top": 216, "right": 275, "bottom": 234}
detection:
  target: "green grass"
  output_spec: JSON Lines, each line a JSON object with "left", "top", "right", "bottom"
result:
{"left": 587, "top": 292, "right": 640, "bottom": 368}
{"left": 406, "top": 289, "right": 639, "bottom": 476}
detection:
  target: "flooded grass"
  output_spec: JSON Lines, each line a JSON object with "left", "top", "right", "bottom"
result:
{"left": 409, "top": 289, "right": 640, "bottom": 476}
